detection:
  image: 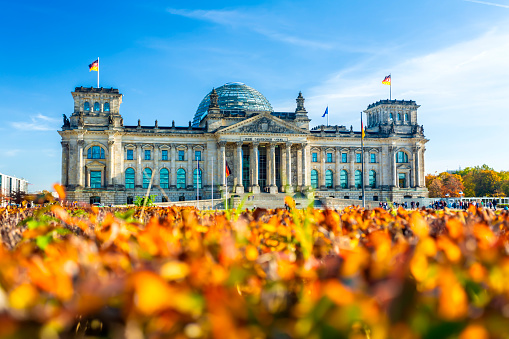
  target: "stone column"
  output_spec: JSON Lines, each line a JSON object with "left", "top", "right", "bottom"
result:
{"left": 269, "top": 143, "right": 277, "bottom": 194}
{"left": 108, "top": 140, "right": 115, "bottom": 187}
{"left": 153, "top": 144, "right": 159, "bottom": 188}
{"left": 136, "top": 144, "right": 142, "bottom": 187}
{"left": 170, "top": 144, "right": 176, "bottom": 189}
{"left": 320, "top": 147, "right": 326, "bottom": 189}
{"left": 391, "top": 147, "right": 398, "bottom": 187}
{"left": 187, "top": 146, "right": 193, "bottom": 189}
{"left": 335, "top": 146, "right": 341, "bottom": 190}
{"left": 285, "top": 142, "right": 293, "bottom": 193}
{"left": 349, "top": 148, "right": 355, "bottom": 189}
{"left": 78, "top": 140, "right": 85, "bottom": 187}
{"left": 297, "top": 145, "right": 302, "bottom": 188}
{"left": 218, "top": 141, "right": 227, "bottom": 189}
{"left": 419, "top": 148, "right": 426, "bottom": 187}
{"left": 301, "top": 143, "right": 309, "bottom": 190}
{"left": 235, "top": 142, "right": 244, "bottom": 193}
{"left": 250, "top": 142, "right": 260, "bottom": 193}
{"left": 61, "top": 142, "right": 69, "bottom": 187}
{"left": 363, "top": 149, "right": 369, "bottom": 189}
{"left": 414, "top": 146, "right": 420, "bottom": 187}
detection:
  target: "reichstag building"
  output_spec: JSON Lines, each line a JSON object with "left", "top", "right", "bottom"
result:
{"left": 59, "top": 82, "right": 429, "bottom": 205}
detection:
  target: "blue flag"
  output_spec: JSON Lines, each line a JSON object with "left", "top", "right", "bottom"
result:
{"left": 322, "top": 106, "right": 328, "bottom": 117}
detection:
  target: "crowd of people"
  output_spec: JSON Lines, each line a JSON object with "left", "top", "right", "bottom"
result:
{"left": 378, "top": 199, "right": 508, "bottom": 211}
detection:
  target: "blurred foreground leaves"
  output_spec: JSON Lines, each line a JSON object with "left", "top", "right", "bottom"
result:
{"left": 0, "top": 202, "right": 508, "bottom": 338}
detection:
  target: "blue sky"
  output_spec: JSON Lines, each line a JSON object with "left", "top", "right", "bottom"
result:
{"left": 1, "top": 0, "right": 508, "bottom": 192}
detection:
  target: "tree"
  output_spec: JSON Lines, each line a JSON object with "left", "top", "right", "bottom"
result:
{"left": 9, "top": 190, "right": 27, "bottom": 205}
{"left": 428, "top": 178, "right": 443, "bottom": 198}
{"left": 438, "top": 172, "right": 465, "bottom": 197}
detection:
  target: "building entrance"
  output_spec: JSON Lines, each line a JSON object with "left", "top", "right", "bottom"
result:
{"left": 258, "top": 146, "right": 267, "bottom": 190}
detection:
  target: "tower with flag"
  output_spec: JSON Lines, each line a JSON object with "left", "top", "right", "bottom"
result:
{"left": 89, "top": 58, "right": 99, "bottom": 88}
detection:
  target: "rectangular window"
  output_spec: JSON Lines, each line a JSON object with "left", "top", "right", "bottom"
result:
{"left": 356, "top": 153, "right": 361, "bottom": 163}
{"left": 341, "top": 153, "right": 347, "bottom": 163}
{"left": 127, "top": 149, "right": 133, "bottom": 160}
{"left": 90, "top": 171, "right": 101, "bottom": 188}
{"left": 145, "top": 150, "right": 151, "bottom": 160}
{"left": 162, "top": 150, "right": 168, "bottom": 161}
{"left": 326, "top": 153, "right": 332, "bottom": 163}
{"left": 370, "top": 153, "right": 376, "bottom": 163}
{"left": 195, "top": 151, "right": 201, "bottom": 161}
{"left": 312, "top": 152, "right": 318, "bottom": 162}
{"left": 178, "top": 150, "right": 185, "bottom": 161}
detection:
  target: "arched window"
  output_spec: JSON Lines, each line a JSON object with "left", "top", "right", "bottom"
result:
{"left": 84, "top": 102, "right": 90, "bottom": 111}
{"left": 325, "top": 170, "right": 333, "bottom": 188}
{"left": 397, "top": 113, "right": 401, "bottom": 121}
{"left": 177, "top": 168, "right": 186, "bottom": 189}
{"left": 160, "top": 168, "right": 169, "bottom": 189}
{"left": 404, "top": 113, "right": 408, "bottom": 121}
{"left": 389, "top": 113, "right": 393, "bottom": 120}
{"left": 396, "top": 151, "right": 409, "bottom": 163}
{"left": 355, "top": 170, "right": 362, "bottom": 188}
{"left": 340, "top": 170, "right": 348, "bottom": 188}
{"left": 310, "top": 169, "right": 318, "bottom": 189}
{"left": 193, "top": 168, "right": 202, "bottom": 189}
{"left": 87, "top": 146, "right": 105, "bottom": 159}
{"left": 126, "top": 196, "right": 134, "bottom": 204}
{"left": 104, "top": 102, "right": 110, "bottom": 112}
{"left": 369, "top": 170, "right": 376, "bottom": 188}
{"left": 125, "top": 168, "right": 135, "bottom": 189}
{"left": 94, "top": 102, "right": 100, "bottom": 112}
{"left": 142, "top": 168, "right": 152, "bottom": 189}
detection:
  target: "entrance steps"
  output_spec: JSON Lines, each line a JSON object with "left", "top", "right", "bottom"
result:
{"left": 231, "top": 193, "right": 312, "bottom": 210}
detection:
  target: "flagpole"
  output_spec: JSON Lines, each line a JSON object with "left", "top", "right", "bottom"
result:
{"left": 225, "top": 156, "right": 228, "bottom": 210}
{"left": 327, "top": 105, "right": 329, "bottom": 126}
{"left": 389, "top": 73, "right": 391, "bottom": 100}
{"left": 361, "top": 112, "right": 365, "bottom": 208}
{"left": 97, "top": 57, "right": 100, "bottom": 88}
{"left": 211, "top": 158, "right": 214, "bottom": 210}
{"left": 197, "top": 159, "right": 199, "bottom": 210}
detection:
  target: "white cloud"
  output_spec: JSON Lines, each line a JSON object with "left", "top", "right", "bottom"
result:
{"left": 167, "top": 8, "right": 333, "bottom": 49}
{"left": 0, "top": 149, "right": 23, "bottom": 157}
{"left": 463, "top": 0, "right": 509, "bottom": 8}
{"left": 11, "top": 114, "right": 59, "bottom": 131}
{"left": 305, "top": 26, "right": 509, "bottom": 172}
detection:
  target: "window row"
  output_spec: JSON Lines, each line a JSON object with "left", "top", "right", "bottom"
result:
{"left": 389, "top": 113, "right": 409, "bottom": 122}
{"left": 84, "top": 101, "right": 110, "bottom": 112}
{"left": 125, "top": 168, "right": 202, "bottom": 189}
{"left": 311, "top": 152, "right": 378, "bottom": 163}
{"left": 310, "top": 169, "right": 377, "bottom": 189}
{"left": 126, "top": 149, "right": 202, "bottom": 161}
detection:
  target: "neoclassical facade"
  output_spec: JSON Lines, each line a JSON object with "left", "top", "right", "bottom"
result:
{"left": 59, "top": 82, "right": 428, "bottom": 205}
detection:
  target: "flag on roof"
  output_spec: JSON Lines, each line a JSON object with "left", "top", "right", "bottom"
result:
{"left": 322, "top": 106, "right": 328, "bottom": 118}
{"left": 89, "top": 59, "right": 98, "bottom": 72}
{"left": 382, "top": 75, "right": 391, "bottom": 85}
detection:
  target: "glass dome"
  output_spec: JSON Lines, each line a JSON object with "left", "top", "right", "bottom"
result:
{"left": 192, "top": 82, "right": 273, "bottom": 126}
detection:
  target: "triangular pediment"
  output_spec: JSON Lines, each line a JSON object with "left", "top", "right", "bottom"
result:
{"left": 217, "top": 113, "right": 308, "bottom": 135}
{"left": 85, "top": 160, "right": 106, "bottom": 168}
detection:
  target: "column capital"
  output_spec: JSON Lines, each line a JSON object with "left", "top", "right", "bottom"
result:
{"left": 269, "top": 142, "right": 276, "bottom": 149}
{"left": 61, "top": 141, "right": 69, "bottom": 148}
{"left": 252, "top": 141, "right": 260, "bottom": 147}
{"left": 217, "top": 141, "right": 227, "bottom": 148}
{"left": 108, "top": 140, "right": 115, "bottom": 146}
{"left": 236, "top": 141, "right": 243, "bottom": 147}
{"left": 335, "top": 146, "right": 341, "bottom": 152}
{"left": 285, "top": 141, "right": 293, "bottom": 148}
{"left": 77, "top": 139, "right": 85, "bottom": 147}
{"left": 300, "top": 142, "right": 308, "bottom": 149}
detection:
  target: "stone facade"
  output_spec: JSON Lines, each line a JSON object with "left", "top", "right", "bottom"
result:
{"left": 58, "top": 85, "right": 428, "bottom": 205}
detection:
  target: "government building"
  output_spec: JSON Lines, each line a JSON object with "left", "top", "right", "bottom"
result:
{"left": 58, "top": 82, "right": 428, "bottom": 205}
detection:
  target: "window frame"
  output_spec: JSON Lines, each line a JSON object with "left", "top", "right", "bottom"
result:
{"left": 312, "top": 152, "right": 318, "bottom": 162}
{"left": 144, "top": 149, "right": 151, "bottom": 161}
{"left": 341, "top": 153, "right": 347, "bottom": 163}
{"left": 310, "top": 169, "right": 318, "bottom": 189}
{"left": 325, "top": 169, "right": 333, "bottom": 188}
{"left": 355, "top": 170, "right": 362, "bottom": 188}
{"left": 340, "top": 170, "right": 348, "bottom": 188}
{"left": 90, "top": 170, "right": 102, "bottom": 188}
{"left": 176, "top": 168, "right": 186, "bottom": 189}
{"left": 355, "top": 153, "right": 361, "bottom": 163}
{"left": 370, "top": 153, "right": 376, "bottom": 163}
{"left": 142, "top": 168, "right": 152, "bottom": 189}
{"left": 161, "top": 150, "right": 168, "bottom": 161}
{"left": 94, "top": 102, "right": 100, "bottom": 112}
{"left": 195, "top": 150, "right": 202, "bottom": 161}
{"left": 125, "top": 168, "right": 135, "bottom": 189}
{"left": 326, "top": 153, "right": 333, "bottom": 163}
{"left": 178, "top": 150, "right": 185, "bottom": 161}
{"left": 160, "top": 168, "right": 169, "bottom": 189}
{"left": 193, "top": 168, "right": 202, "bottom": 189}
{"left": 126, "top": 149, "right": 134, "bottom": 160}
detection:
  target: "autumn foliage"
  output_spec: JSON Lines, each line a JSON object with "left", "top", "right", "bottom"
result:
{"left": 1, "top": 198, "right": 509, "bottom": 338}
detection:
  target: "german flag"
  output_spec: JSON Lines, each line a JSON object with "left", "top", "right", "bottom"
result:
{"left": 225, "top": 161, "right": 231, "bottom": 178}
{"left": 382, "top": 75, "right": 391, "bottom": 85}
{"left": 89, "top": 59, "right": 98, "bottom": 72}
